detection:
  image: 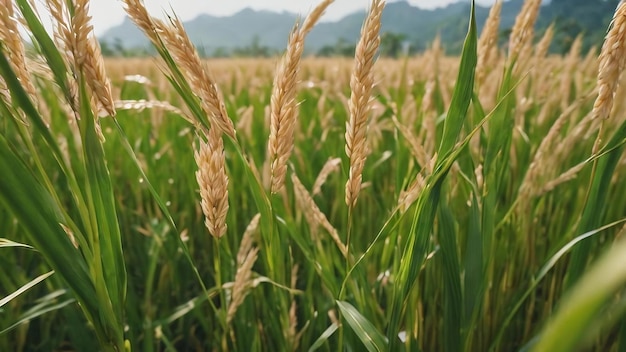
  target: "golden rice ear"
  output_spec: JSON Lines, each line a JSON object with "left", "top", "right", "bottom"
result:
{"left": 592, "top": 1, "right": 626, "bottom": 121}
{"left": 154, "top": 15, "right": 235, "bottom": 139}
{"left": 292, "top": 172, "right": 347, "bottom": 257}
{"left": 195, "top": 127, "right": 229, "bottom": 239}
{"left": 508, "top": 0, "right": 542, "bottom": 62}
{"left": 0, "top": 0, "right": 37, "bottom": 104}
{"left": 345, "top": 0, "right": 385, "bottom": 208}
{"left": 226, "top": 247, "right": 259, "bottom": 325}
{"left": 476, "top": 0, "right": 502, "bottom": 86}
{"left": 268, "top": 0, "right": 334, "bottom": 194}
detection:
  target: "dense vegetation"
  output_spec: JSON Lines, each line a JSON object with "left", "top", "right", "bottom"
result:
{"left": 1, "top": 0, "right": 626, "bottom": 351}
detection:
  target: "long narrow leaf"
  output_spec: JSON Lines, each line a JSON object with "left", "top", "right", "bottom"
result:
{"left": 0, "top": 271, "right": 55, "bottom": 308}
{"left": 337, "top": 300, "right": 388, "bottom": 352}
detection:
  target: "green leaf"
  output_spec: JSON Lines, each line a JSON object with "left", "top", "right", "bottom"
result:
{"left": 0, "top": 135, "right": 96, "bottom": 315}
{"left": 436, "top": 0, "right": 477, "bottom": 159}
{"left": 0, "top": 271, "right": 55, "bottom": 308}
{"left": 437, "top": 201, "right": 462, "bottom": 352}
{"left": 388, "top": 3, "right": 477, "bottom": 348}
{"left": 0, "top": 296, "right": 75, "bottom": 335}
{"left": 308, "top": 323, "right": 339, "bottom": 352}
{"left": 533, "top": 235, "right": 626, "bottom": 352}
{"left": 566, "top": 118, "right": 626, "bottom": 287}
{"left": 0, "top": 238, "right": 33, "bottom": 250}
{"left": 337, "top": 300, "right": 388, "bottom": 352}
{"left": 491, "top": 218, "right": 626, "bottom": 350}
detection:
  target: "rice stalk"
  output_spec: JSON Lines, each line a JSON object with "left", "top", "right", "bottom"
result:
{"left": 153, "top": 15, "right": 235, "bottom": 138}
{"left": 476, "top": 0, "right": 502, "bottom": 86}
{"left": 0, "top": 0, "right": 37, "bottom": 104}
{"left": 292, "top": 173, "right": 347, "bottom": 256}
{"left": 268, "top": 0, "right": 334, "bottom": 194}
{"left": 226, "top": 246, "right": 259, "bottom": 325}
{"left": 508, "top": 0, "right": 542, "bottom": 62}
{"left": 592, "top": 1, "right": 626, "bottom": 121}
{"left": 312, "top": 157, "right": 342, "bottom": 197}
{"left": 195, "top": 127, "right": 229, "bottom": 239}
{"left": 345, "top": 0, "right": 385, "bottom": 208}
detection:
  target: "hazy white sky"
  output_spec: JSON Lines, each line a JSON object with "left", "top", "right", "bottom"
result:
{"left": 80, "top": 0, "right": 497, "bottom": 34}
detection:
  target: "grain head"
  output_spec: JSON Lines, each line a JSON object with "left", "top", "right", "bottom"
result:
{"left": 345, "top": 0, "right": 385, "bottom": 208}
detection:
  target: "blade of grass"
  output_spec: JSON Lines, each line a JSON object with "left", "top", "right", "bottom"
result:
{"left": 308, "top": 323, "right": 339, "bottom": 352}
{"left": 0, "top": 239, "right": 33, "bottom": 250}
{"left": 337, "top": 300, "right": 388, "bottom": 352}
{"left": 566, "top": 118, "right": 626, "bottom": 287}
{"left": 437, "top": 200, "right": 462, "bottom": 352}
{"left": 387, "top": 3, "right": 476, "bottom": 348}
{"left": 0, "top": 271, "right": 55, "bottom": 308}
{"left": 532, "top": 235, "right": 626, "bottom": 352}
{"left": 491, "top": 218, "right": 626, "bottom": 350}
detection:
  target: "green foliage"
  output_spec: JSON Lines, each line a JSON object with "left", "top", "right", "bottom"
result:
{"left": 1, "top": 0, "right": 626, "bottom": 351}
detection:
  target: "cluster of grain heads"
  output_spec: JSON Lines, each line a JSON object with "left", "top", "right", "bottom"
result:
{"left": 292, "top": 172, "right": 347, "bottom": 256}
{"left": 122, "top": 0, "right": 234, "bottom": 139}
{"left": 0, "top": 0, "right": 37, "bottom": 108}
{"left": 194, "top": 127, "right": 229, "bottom": 239}
{"left": 226, "top": 214, "right": 260, "bottom": 324}
{"left": 0, "top": 0, "right": 130, "bottom": 349}
{"left": 51, "top": 0, "right": 115, "bottom": 117}
{"left": 286, "top": 265, "right": 301, "bottom": 350}
{"left": 508, "top": 0, "right": 541, "bottom": 64}
{"left": 154, "top": 15, "right": 235, "bottom": 139}
{"left": 268, "top": 0, "right": 334, "bottom": 194}
{"left": 476, "top": 0, "right": 502, "bottom": 86}
{"left": 345, "top": 0, "right": 385, "bottom": 208}
{"left": 311, "top": 157, "right": 342, "bottom": 197}
{"left": 592, "top": 0, "right": 626, "bottom": 122}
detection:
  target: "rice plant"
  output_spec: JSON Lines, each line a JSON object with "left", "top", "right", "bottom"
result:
{"left": 1, "top": 0, "right": 625, "bottom": 351}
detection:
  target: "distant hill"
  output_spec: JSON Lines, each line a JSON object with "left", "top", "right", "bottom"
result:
{"left": 99, "top": 0, "right": 620, "bottom": 56}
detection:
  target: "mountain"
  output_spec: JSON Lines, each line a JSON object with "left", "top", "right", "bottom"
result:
{"left": 99, "top": 0, "right": 619, "bottom": 56}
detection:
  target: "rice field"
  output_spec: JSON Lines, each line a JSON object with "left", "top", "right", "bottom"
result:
{"left": 1, "top": 0, "right": 626, "bottom": 351}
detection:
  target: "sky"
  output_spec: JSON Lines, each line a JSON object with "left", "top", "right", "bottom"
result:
{"left": 76, "top": 0, "right": 497, "bottom": 35}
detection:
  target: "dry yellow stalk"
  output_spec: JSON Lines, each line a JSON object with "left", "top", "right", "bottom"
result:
{"left": 85, "top": 35, "right": 116, "bottom": 116}
{"left": 47, "top": 0, "right": 115, "bottom": 123}
{"left": 292, "top": 173, "right": 348, "bottom": 256}
{"left": 538, "top": 161, "right": 586, "bottom": 196}
{"left": 268, "top": 25, "right": 302, "bottom": 194}
{"left": 508, "top": 0, "right": 542, "bottom": 60}
{"left": 476, "top": 0, "right": 502, "bottom": 85}
{"left": 534, "top": 24, "right": 554, "bottom": 62}
{"left": 59, "top": 223, "right": 79, "bottom": 249}
{"left": 287, "top": 265, "right": 300, "bottom": 351}
{"left": 398, "top": 173, "right": 426, "bottom": 213}
{"left": 237, "top": 214, "right": 260, "bottom": 266}
{"left": 560, "top": 35, "right": 583, "bottom": 109}
{"left": 268, "top": 0, "right": 334, "bottom": 194}
{"left": 154, "top": 15, "right": 235, "bottom": 139}
{"left": 46, "top": 0, "right": 70, "bottom": 48}
{"left": 518, "top": 94, "right": 592, "bottom": 204}
{"left": 312, "top": 157, "right": 342, "bottom": 196}
{"left": 345, "top": 0, "right": 385, "bottom": 208}
{"left": 0, "top": 0, "right": 37, "bottom": 102}
{"left": 592, "top": 1, "right": 626, "bottom": 120}
{"left": 226, "top": 247, "right": 259, "bottom": 325}
{"left": 301, "top": 0, "right": 334, "bottom": 35}
{"left": 45, "top": 0, "right": 79, "bottom": 114}
{"left": 235, "top": 106, "right": 255, "bottom": 139}
{"left": 0, "top": 79, "right": 8, "bottom": 105}
{"left": 195, "top": 127, "right": 229, "bottom": 239}
{"left": 392, "top": 116, "right": 431, "bottom": 171}
{"left": 121, "top": 0, "right": 160, "bottom": 45}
